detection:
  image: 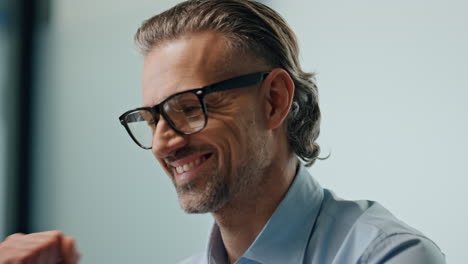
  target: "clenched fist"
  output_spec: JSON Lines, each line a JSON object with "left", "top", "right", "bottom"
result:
{"left": 0, "top": 231, "right": 80, "bottom": 264}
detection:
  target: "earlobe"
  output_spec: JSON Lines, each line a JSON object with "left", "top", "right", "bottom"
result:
{"left": 263, "top": 68, "right": 295, "bottom": 130}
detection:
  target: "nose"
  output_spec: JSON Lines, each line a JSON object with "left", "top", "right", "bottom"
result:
{"left": 151, "top": 117, "right": 189, "bottom": 158}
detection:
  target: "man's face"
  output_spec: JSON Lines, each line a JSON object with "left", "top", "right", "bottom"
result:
{"left": 142, "top": 32, "right": 271, "bottom": 213}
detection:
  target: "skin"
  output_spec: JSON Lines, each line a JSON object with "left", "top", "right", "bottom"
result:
{"left": 0, "top": 231, "right": 79, "bottom": 264}
{"left": 144, "top": 31, "right": 298, "bottom": 263}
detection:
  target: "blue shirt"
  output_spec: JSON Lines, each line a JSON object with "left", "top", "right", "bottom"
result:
{"left": 179, "top": 164, "right": 445, "bottom": 264}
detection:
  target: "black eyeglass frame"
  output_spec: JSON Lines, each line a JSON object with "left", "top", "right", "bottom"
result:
{"left": 119, "top": 71, "right": 270, "bottom": 149}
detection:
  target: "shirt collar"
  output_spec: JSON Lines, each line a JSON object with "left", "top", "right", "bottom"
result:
{"left": 207, "top": 224, "right": 229, "bottom": 264}
{"left": 207, "top": 163, "right": 324, "bottom": 264}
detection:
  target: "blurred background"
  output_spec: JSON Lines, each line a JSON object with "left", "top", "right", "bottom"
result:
{"left": 1, "top": 0, "right": 467, "bottom": 263}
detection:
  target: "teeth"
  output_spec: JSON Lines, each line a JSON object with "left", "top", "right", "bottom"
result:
{"left": 175, "top": 156, "right": 205, "bottom": 174}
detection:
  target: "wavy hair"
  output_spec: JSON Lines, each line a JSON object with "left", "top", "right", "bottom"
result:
{"left": 135, "top": 0, "right": 321, "bottom": 166}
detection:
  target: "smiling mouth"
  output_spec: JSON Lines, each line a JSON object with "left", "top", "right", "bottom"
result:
{"left": 172, "top": 153, "right": 212, "bottom": 174}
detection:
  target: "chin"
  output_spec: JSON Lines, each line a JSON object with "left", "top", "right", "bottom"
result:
{"left": 177, "top": 188, "right": 228, "bottom": 214}
{"left": 178, "top": 198, "right": 211, "bottom": 214}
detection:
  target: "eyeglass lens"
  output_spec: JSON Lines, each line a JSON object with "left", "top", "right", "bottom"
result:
{"left": 125, "top": 92, "right": 206, "bottom": 148}
{"left": 124, "top": 110, "right": 155, "bottom": 148}
{"left": 163, "top": 92, "right": 205, "bottom": 133}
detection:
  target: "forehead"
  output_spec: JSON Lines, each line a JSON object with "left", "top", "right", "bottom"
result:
{"left": 142, "top": 32, "right": 248, "bottom": 106}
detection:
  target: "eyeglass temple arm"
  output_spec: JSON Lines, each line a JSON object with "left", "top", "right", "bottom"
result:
{"left": 204, "top": 72, "right": 270, "bottom": 94}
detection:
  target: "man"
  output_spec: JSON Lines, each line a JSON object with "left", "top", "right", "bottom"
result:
{"left": 0, "top": 0, "right": 445, "bottom": 263}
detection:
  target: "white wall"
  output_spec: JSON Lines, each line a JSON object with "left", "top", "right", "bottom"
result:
{"left": 29, "top": 0, "right": 466, "bottom": 263}
{"left": 267, "top": 0, "right": 467, "bottom": 263}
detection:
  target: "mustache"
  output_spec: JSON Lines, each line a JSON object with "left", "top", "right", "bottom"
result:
{"left": 164, "top": 145, "right": 213, "bottom": 163}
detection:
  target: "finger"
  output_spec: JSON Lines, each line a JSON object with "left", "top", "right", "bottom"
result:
{"left": 39, "top": 231, "right": 64, "bottom": 263}
{"left": 39, "top": 238, "right": 63, "bottom": 264}
{"left": 25, "top": 231, "right": 63, "bottom": 251}
{"left": 34, "top": 230, "right": 64, "bottom": 240}
{"left": 25, "top": 231, "right": 64, "bottom": 263}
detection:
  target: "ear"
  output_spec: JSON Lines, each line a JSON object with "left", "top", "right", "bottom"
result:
{"left": 261, "top": 68, "right": 295, "bottom": 130}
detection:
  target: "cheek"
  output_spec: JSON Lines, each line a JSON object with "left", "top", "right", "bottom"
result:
{"left": 211, "top": 113, "right": 257, "bottom": 160}
{"left": 204, "top": 94, "right": 264, "bottom": 166}
{"left": 200, "top": 116, "right": 242, "bottom": 167}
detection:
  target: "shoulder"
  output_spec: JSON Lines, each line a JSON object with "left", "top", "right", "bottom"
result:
{"left": 310, "top": 189, "right": 446, "bottom": 263}
{"left": 319, "top": 189, "right": 433, "bottom": 239}
{"left": 360, "top": 233, "right": 446, "bottom": 263}
{"left": 176, "top": 252, "right": 205, "bottom": 264}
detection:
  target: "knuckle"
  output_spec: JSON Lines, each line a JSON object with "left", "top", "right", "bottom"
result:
{"left": 48, "top": 230, "right": 64, "bottom": 238}
{"left": 38, "top": 230, "right": 63, "bottom": 241}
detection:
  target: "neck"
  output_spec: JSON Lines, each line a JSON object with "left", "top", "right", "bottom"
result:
{"left": 212, "top": 155, "right": 298, "bottom": 264}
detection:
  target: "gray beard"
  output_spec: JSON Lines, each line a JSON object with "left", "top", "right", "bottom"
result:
{"left": 176, "top": 131, "right": 269, "bottom": 214}
{"left": 176, "top": 151, "right": 265, "bottom": 214}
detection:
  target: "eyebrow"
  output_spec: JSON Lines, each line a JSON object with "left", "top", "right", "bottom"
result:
{"left": 145, "top": 75, "right": 227, "bottom": 107}
{"left": 143, "top": 70, "right": 268, "bottom": 109}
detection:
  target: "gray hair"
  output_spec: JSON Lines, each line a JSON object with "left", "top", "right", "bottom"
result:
{"left": 135, "top": 0, "right": 321, "bottom": 166}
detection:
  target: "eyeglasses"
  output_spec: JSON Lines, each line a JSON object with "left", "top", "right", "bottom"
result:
{"left": 119, "top": 71, "right": 270, "bottom": 149}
